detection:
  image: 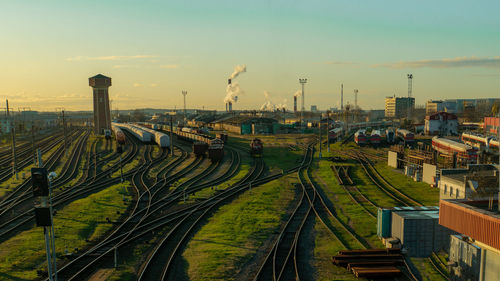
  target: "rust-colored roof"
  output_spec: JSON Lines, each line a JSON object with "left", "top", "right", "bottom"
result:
{"left": 439, "top": 199, "right": 500, "bottom": 251}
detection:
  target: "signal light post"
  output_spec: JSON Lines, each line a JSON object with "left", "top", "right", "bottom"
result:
{"left": 32, "top": 157, "right": 58, "bottom": 281}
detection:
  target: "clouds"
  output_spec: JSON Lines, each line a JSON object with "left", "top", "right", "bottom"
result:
{"left": 159, "top": 64, "right": 179, "bottom": 69}
{"left": 374, "top": 56, "right": 500, "bottom": 69}
{"left": 66, "top": 55, "right": 158, "bottom": 61}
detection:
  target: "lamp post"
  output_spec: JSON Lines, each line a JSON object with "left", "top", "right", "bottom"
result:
{"left": 182, "top": 91, "right": 187, "bottom": 126}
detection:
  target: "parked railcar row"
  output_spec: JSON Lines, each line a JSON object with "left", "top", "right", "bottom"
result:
{"left": 111, "top": 124, "right": 126, "bottom": 145}
{"left": 461, "top": 132, "right": 499, "bottom": 153}
{"left": 113, "top": 122, "right": 170, "bottom": 149}
{"left": 432, "top": 136, "right": 478, "bottom": 163}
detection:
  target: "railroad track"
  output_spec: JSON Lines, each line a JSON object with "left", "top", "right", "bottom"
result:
{"left": 0, "top": 130, "right": 147, "bottom": 242}
{"left": 331, "top": 165, "right": 377, "bottom": 219}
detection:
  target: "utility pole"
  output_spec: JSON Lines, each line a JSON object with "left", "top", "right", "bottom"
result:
{"left": 5, "top": 100, "right": 18, "bottom": 179}
{"left": 32, "top": 124, "right": 37, "bottom": 165}
{"left": 182, "top": 91, "right": 187, "bottom": 126}
{"left": 318, "top": 119, "right": 322, "bottom": 158}
{"left": 341, "top": 84, "right": 344, "bottom": 112}
{"left": 354, "top": 89, "right": 358, "bottom": 123}
{"left": 299, "top": 78, "right": 307, "bottom": 129}
{"left": 327, "top": 110, "right": 330, "bottom": 153}
{"left": 61, "top": 110, "right": 68, "bottom": 156}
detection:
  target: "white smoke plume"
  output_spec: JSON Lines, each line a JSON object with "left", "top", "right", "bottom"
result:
{"left": 260, "top": 90, "right": 274, "bottom": 111}
{"left": 294, "top": 90, "right": 301, "bottom": 97}
{"left": 224, "top": 64, "right": 247, "bottom": 104}
{"left": 230, "top": 64, "right": 247, "bottom": 79}
{"left": 224, "top": 82, "right": 242, "bottom": 104}
{"left": 276, "top": 98, "right": 288, "bottom": 110}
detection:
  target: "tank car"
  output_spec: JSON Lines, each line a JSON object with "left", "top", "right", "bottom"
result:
{"left": 250, "top": 138, "right": 263, "bottom": 156}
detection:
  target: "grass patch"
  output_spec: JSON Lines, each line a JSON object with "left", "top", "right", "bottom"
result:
{"left": 410, "top": 257, "right": 448, "bottom": 281}
{"left": 183, "top": 175, "right": 296, "bottom": 281}
{"left": 0, "top": 182, "right": 132, "bottom": 280}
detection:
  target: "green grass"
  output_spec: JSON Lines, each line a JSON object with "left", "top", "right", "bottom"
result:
{"left": 373, "top": 162, "right": 440, "bottom": 206}
{"left": 183, "top": 175, "right": 296, "bottom": 281}
{"left": 0, "top": 182, "right": 131, "bottom": 280}
{"left": 410, "top": 257, "right": 448, "bottom": 281}
{"left": 0, "top": 142, "right": 63, "bottom": 199}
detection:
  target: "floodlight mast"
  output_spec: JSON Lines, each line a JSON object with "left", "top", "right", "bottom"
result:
{"left": 182, "top": 91, "right": 187, "bottom": 126}
{"left": 407, "top": 74, "right": 413, "bottom": 122}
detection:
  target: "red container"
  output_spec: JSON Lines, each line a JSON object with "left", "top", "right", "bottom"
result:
{"left": 439, "top": 200, "right": 500, "bottom": 251}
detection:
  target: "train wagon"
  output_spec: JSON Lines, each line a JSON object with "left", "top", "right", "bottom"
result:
{"left": 386, "top": 128, "right": 395, "bottom": 144}
{"left": 111, "top": 125, "right": 126, "bottom": 145}
{"left": 328, "top": 127, "right": 344, "bottom": 142}
{"left": 432, "top": 136, "right": 478, "bottom": 163}
{"left": 370, "top": 130, "right": 382, "bottom": 145}
{"left": 193, "top": 142, "right": 208, "bottom": 156}
{"left": 208, "top": 138, "right": 224, "bottom": 162}
{"left": 354, "top": 130, "right": 367, "bottom": 145}
{"left": 461, "top": 133, "right": 497, "bottom": 151}
{"left": 396, "top": 129, "right": 414, "bottom": 144}
{"left": 115, "top": 123, "right": 153, "bottom": 142}
{"left": 250, "top": 138, "right": 263, "bottom": 156}
{"left": 135, "top": 124, "right": 170, "bottom": 148}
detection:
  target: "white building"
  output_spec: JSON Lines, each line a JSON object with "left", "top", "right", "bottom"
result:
{"left": 425, "top": 111, "right": 458, "bottom": 136}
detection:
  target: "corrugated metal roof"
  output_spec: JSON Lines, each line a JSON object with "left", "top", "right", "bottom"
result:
{"left": 393, "top": 210, "right": 440, "bottom": 220}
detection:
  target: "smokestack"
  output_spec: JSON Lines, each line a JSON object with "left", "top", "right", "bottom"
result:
{"left": 294, "top": 96, "right": 297, "bottom": 113}
{"left": 341, "top": 84, "right": 344, "bottom": 111}
{"left": 226, "top": 103, "right": 228, "bottom": 112}
{"left": 228, "top": 79, "right": 232, "bottom": 85}
{"left": 229, "top": 102, "right": 232, "bottom": 112}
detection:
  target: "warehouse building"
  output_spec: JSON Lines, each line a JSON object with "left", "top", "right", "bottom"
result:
{"left": 440, "top": 199, "right": 500, "bottom": 281}
{"left": 438, "top": 164, "right": 499, "bottom": 200}
{"left": 424, "top": 111, "right": 458, "bottom": 136}
{"left": 385, "top": 96, "right": 415, "bottom": 118}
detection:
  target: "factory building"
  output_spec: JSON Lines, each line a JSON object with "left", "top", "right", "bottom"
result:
{"left": 89, "top": 74, "right": 112, "bottom": 135}
{"left": 385, "top": 96, "right": 415, "bottom": 118}
{"left": 210, "top": 116, "right": 278, "bottom": 135}
{"left": 440, "top": 199, "right": 500, "bottom": 281}
{"left": 377, "top": 206, "right": 455, "bottom": 257}
{"left": 424, "top": 111, "right": 458, "bottom": 136}
{"left": 438, "top": 165, "right": 499, "bottom": 200}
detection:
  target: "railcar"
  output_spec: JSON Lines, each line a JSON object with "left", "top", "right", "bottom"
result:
{"left": 461, "top": 133, "right": 494, "bottom": 150}
{"left": 432, "top": 136, "right": 477, "bottom": 163}
{"left": 396, "top": 129, "right": 414, "bottom": 143}
{"left": 114, "top": 123, "right": 153, "bottom": 142}
{"left": 370, "top": 130, "right": 382, "bottom": 145}
{"left": 193, "top": 142, "right": 209, "bottom": 156}
{"left": 111, "top": 125, "right": 126, "bottom": 145}
{"left": 208, "top": 138, "right": 225, "bottom": 162}
{"left": 216, "top": 133, "right": 228, "bottom": 143}
{"left": 354, "top": 130, "right": 367, "bottom": 145}
{"left": 250, "top": 138, "right": 263, "bottom": 156}
{"left": 135, "top": 124, "right": 170, "bottom": 148}
{"left": 328, "top": 127, "right": 344, "bottom": 142}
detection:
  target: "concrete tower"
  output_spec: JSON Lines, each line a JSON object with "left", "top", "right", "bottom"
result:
{"left": 89, "top": 74, "right": 112, "bottom": 134}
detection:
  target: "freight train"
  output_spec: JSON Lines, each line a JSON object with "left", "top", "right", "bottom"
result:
{"left": 114, "top": 123, "right": 170, "bottom": 149}
{"left": 432, "top": 136, "right": 478, "bottom": 163}
{"left": 250, "top": 138, "right": 263, "bottom": 156}
{"left": 354, "top": 130, "right": 368, "bottom": 145}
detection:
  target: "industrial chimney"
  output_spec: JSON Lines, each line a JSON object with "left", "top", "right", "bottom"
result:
{"left": 227, "top": 79, "right": 232, "bottom": 112}
{"left": 294, "top": 96, "right": 297, "bottom": 113}
{"left": 228, "top": 102, "right": 232, "bottom": 112}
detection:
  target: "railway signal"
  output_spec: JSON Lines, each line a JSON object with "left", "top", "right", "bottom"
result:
{"left": 31, "top": 168, "right": 49, "bottom": 197}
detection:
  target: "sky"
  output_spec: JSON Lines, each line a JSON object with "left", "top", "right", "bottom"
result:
{"left": 1, "top": 0, "right": 499, "bottom": 111}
